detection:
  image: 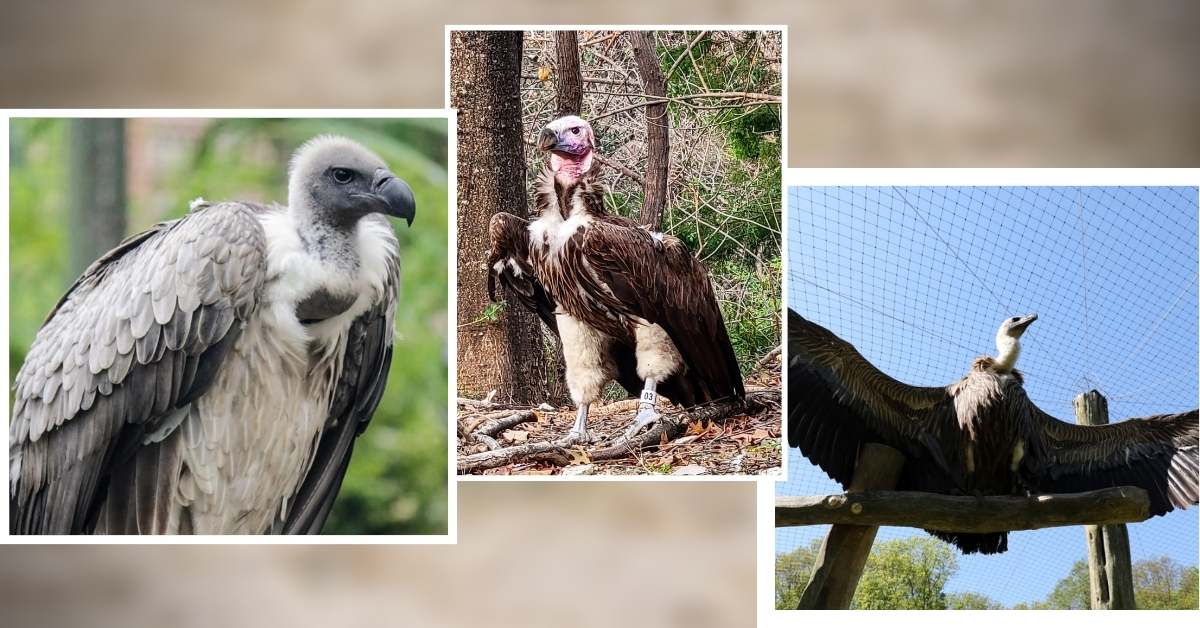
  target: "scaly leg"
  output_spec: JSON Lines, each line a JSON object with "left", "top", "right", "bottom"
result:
{"left": 561, "top": 404, "right": 593, "bottom": 445}
{"left": 623, "top": 379, "right": 662, "bottom": 438}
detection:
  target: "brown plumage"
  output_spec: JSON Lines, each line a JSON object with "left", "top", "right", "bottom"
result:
{"left": 788, "top": 309, "right": 1198, "bottom": 554}
{"left": 487, "top": 115, "right": 743, "bottom": 442}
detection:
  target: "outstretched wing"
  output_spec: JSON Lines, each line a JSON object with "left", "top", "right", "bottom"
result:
{"left": 10, "top": 202, "right": 267, "bottom": 534}
{"left": 1036, "top": 408, "right": 1198, "bottom": 516}
{"left": 787, "top": 310, "right": 958, "bottom": 486}
{"left": 487, "top": 212, "right": 557, "bottom": 332}
{"left": 281, "top": 250, "right": 400, "bottom": 534}
{"left": 581, "top": 219, "right": 744, "bottom": 406}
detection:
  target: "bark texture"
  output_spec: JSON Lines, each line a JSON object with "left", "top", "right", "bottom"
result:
{"left": 452, "top": 30, "right": 554, "bottom": 404}
{"left": 627, "top": 31, "right": 669, "bottom": 229}
{"left": 554, "top": 31, "right": 582, "bottom": 116}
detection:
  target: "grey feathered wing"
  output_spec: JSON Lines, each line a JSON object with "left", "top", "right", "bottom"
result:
{"left": 10, "top": 202, "right": 267, "bottom": 534}
{"left": 281, "top": 254, "right": 399, "bottom": 534}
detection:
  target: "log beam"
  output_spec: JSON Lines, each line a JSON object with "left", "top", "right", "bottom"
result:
{"left": 776, "top": 486, "right": 1151, "bottom": 532}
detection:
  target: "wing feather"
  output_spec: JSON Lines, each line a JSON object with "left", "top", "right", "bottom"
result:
{"left": 581, "top": 219, "right": 745, "bottom": 405}
{"left": 10, "top": 202, "right": 267, "bottom": 534}
{"left": 1037, "top": 408, "right": 1198, "bottom": 516}
{"left": 486, "top": 212, "right": 557, "bottom": 332}
{"left": 787, "top": 310, "right": 957, "bottom": 486}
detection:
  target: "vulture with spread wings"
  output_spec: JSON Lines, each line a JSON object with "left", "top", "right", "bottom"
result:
{"left": 788, "top": 309, "right": 1198, "bottom": 554}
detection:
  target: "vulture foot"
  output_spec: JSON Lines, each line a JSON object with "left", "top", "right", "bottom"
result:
{"left": 560, "top": 428, "right": 596, "bottom": 446}
{"left": 622, "top": 408, "right": 662, "bottom": 439}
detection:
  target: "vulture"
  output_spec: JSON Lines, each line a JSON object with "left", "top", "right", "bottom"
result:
{"left": 788, "top": 309, "right": 1198, "bottom": 554}
{"left": 10, "top": 135, "right": 417, "bottom": 534}
{"left": 487, "top": 115, "right": 744, "bottom": 443}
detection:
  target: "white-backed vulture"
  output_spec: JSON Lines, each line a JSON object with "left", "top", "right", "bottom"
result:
{"left": 788, "top": 309, "right": 1198, "bottom": 554}
{"left": 10, "top": 135, "right": 416, "bottom": 534}
{"left": 487, "top": 115, "right": 745, "bottom": 443}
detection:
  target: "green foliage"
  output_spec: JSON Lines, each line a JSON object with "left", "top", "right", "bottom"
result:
{"left": 9, "top": 117, "right": 449, "bottom": 535}
{"left": 1018, "top": 556, "right": 1198, "bottom": 610}
{"left": 713, "top": 256, "right": 781, "bottom": 372}
{"left": 775, "top": 538, "right": 822, "bottom": 609}
{"left": 945, "top": 591, "right": 1004, "bottom": 610}
{"left": 655, "top": 32, "right": 782, "bottom": 368}
{"left": 1133, "top": 556, "right": 1199, "bottom": 609}
{"left": 852, "top": 537, "right": 958, "bottom": 609}
{"left": 1042, "top": 559, "right": 1091, "bottom": 609}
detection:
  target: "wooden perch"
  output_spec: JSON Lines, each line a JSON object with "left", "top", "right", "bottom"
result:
{"left": 776, "top": 486, "right": 1152, "bottom": 533}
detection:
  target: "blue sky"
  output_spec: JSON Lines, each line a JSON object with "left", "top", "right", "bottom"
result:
{"left": 779, "top": 186, "right": 1199, "bottom": 607}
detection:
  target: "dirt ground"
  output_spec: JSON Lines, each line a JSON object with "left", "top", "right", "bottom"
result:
{"left": 457, "top": 351, "right": 782, "bottom": 476}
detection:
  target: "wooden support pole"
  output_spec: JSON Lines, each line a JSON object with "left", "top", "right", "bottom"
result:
{"left": 1075, "top": 390, "right": 1137, "bottom": 609}
{"left": 797, "top": 442, "right": 905, "bottom": 610}
{"left": 775, "top": 486, "right": 1150, "bottom": 531}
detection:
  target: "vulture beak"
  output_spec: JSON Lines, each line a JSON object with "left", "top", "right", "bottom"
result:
{"left": 538, "top": 127, "right": 559, "bottom": 152}
{"left": 370, "top": 168, "right": 416, "bottom": 227}
{"left": 1011, "top": 313, "right": 1038, "bottom": 333}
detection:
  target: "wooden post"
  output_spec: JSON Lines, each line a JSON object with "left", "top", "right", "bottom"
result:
{"left": 797, "top": 442, "right": 905, "bottom": 610}
{"left": 1074, "top": 390, "right": 1136, "bottom": 609}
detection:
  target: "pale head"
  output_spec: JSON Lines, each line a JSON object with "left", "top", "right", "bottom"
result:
{"left": 287, "top": 135, "right": 415, "bottom": 229}
{"left": 538, "top": 115, "right": 595, "bottom": 184}
{"left": 994, "top": 313, "right": 1037, "bottom": 370}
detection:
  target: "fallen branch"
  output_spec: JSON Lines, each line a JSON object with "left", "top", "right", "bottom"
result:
{"left": 457, "top": 390, "right": 780, "bottom": 473}
{"left": 460, "top": 410, "right": 537, "bottom": 446}
{"left": 775, "top": 487, "right": 1151, "bottom": 533}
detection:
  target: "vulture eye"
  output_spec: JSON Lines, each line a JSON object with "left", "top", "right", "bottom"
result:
{"left": 331, "top": 168, "right": 354, "bottom": 184}
{"left": 1010, "top": 317, "right": 1019, "bottom": 322}
{"left": 570, "top": 127, "right": 580, "bottom": 134}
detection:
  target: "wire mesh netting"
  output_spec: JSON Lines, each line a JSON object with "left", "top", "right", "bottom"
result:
{"left": 779, "top": 185, "right": 1199, "bottom": 608}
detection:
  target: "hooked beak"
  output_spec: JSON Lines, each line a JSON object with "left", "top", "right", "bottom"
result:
{"left": 1012, "top": 313, "right": 1038, "bottom": 333}
{"left": 537, "top": 127, "right": 559, "bottom": 152}
{"left": 370, "top": 168, "right": 416, "bottom": 227}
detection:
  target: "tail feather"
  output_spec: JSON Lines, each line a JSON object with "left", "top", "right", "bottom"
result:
{"left": 929, "top": 530, "right": 1008, "bottom": 554}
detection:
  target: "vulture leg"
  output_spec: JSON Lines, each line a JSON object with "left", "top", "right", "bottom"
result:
{"left": 562, "top": 405, "right": 593, "bottom": 445}
{"left": 622, "top": 323, "right": 683, "bottom": 438}
{"left": 624, "top": 378, "right": 662, "bottom": 438}
{"left": 557, "top": 314, "right": 610, "bottom": 444}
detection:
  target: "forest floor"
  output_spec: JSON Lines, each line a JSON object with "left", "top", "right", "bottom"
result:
{"left": 456, "top": 350, "right": 782, "bottom": 476}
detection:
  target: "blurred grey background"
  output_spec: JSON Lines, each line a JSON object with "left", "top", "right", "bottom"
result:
{"left": 2, "top": 0, "right": 1198, "bottom": 165}
{"left": 0, "top": 483, "right": 754, "bottom": 627}
{"left": 3, "top": 1, "right": 1199, "bottom": 624}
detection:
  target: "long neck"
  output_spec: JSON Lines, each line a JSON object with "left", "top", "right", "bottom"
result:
{"left": 994, "top": 336, "right": 1020, "bottom": 371}
{"left": 290, "top": 204, "right": 361, "bottom": 270}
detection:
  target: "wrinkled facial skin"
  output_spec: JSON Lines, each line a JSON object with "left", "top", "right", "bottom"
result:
{"left": 538, "top": 116, "right": 596, "bottom": 183}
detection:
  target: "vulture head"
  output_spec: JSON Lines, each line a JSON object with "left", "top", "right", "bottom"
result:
{"left": 994, "top": 313, "right": 1037, "bottom": 370}
{"left": 288, "top": 135, "right": 416, "bottom": 229}
{"left": 538, "top": 115, "right": 595, "bottom": 184}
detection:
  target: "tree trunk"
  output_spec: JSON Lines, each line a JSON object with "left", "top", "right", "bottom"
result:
{"left": 68, "top": 119, "right": 127, "bottom": 277}
{"left": 451, "top": 31, "right": 554, "bottom": 405}
{"left": 554, "top": 31, "right": 582, "bottom": 116}
{"left": 627, "top": 31, "right": 669, "bottom": 229}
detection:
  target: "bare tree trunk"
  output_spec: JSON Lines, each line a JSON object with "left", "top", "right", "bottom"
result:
{"left": 627, "top": 31, "right": 669, "bottom": 229}
{"left": 554, "top": 31, "right": 583, "bottom": 116}
{"left": 68, "top": 119, "right": 126, "bottom": 277}
{"left": 451, "top": 31, "right": 554, "bottom": 405}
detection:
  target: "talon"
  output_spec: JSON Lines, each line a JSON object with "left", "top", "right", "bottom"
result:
{"left": 560, "top": 428, "right": 594, "bottom": 446}
{"left": 623, "top": 409, "right": 662, "bottom": 439}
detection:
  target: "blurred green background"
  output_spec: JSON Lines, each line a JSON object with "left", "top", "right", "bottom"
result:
{"left": 8, "top": 118, "right": 449, "bottom": 535}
